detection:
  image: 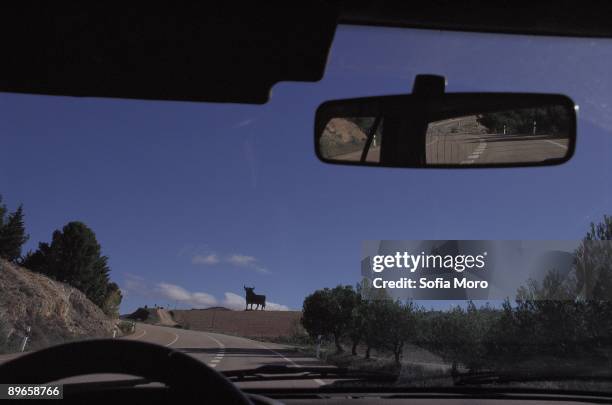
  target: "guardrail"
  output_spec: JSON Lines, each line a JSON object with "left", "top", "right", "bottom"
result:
{"left": 1, "top": 326, "right": 30, "bottom": 353}
{"left": 1, "top": 320, "right": 136, "bottom": 355}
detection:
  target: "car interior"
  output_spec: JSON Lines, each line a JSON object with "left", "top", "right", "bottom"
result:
{"left": 1, "top": 1, "right": 611, "bottom": 404}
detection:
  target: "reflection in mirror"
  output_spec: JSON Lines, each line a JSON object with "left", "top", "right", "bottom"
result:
{"left": 319, "top": 117, "right": 383, "bottom": 163}
{"left": 316, "top": 91, "right": 576, "bottom": 168}
{"left": 426, "top": 105, "right": 571, "bottom": 165}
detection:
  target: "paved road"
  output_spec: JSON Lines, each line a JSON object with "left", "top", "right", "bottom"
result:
{"left": 427, "top": 132, "right": 569, "bottom": 165}
{"left": 329, "top": 132, "right": 567, "bottom": 166}
{"left": 125, "top": 323, "right": 328, "bottom": 387}
{"left": 0, "top": 323, "right": 329, "bottom": 388}
{"left": 333, "top": 144, "right": 380, "bottom": 162}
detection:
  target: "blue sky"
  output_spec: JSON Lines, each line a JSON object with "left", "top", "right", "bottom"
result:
{"left": 1, "top": 26, "right": 612, "bottom": 312}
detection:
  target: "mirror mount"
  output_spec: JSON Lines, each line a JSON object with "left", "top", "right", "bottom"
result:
{"left": 381, "top": 109, "right": 429, "bottom": 166}
{"left": 381, "top": 75, "right": 447, "bottom": 165}
{"left": 412, "top": 74, "right": 446, "bottom": 97}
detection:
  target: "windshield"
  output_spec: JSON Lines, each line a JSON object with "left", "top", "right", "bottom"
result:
{"left": 1, "top": 25, "right": 611, "bottom": 391}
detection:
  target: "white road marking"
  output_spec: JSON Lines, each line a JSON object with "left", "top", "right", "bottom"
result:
{"left": 203, "top": 333, "right": 226, "bottom": 368}
{"left": 461, "top": 140, "right": 486, "bottom": 164}
{"left": 543, "top": 139, "right": 568, "bottom": 150}
{"left": 132, "top": 329, "right": 147, "bottom": 340}
{"left": 204, "top": 334, "right": 226, "bottom": 349}
{"left": 165, "top": 332, "right": 179, "bottom": 347}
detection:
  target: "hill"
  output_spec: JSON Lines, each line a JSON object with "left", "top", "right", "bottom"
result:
{"left": 170, "top": 308, "right": 303, "bottom": 339}
{"left": 125, "top": 306, "right": 303, "bottom": 339}
{"left": 0, "top": 259, "right": 114, "bottom": 353}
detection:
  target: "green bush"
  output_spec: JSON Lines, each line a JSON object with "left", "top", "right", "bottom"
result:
{"left": 117, "top": 320, "right": 135, "bottom": 335}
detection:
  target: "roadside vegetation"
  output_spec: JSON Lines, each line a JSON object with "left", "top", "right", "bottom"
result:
{"left": 1, "top": 194, "right": 123, "bottom": 353}
{"left": 477, "top": 105, "right": 570, "bottom": 136}
{"left": 0, "top": 196, "right": 28, "bottom": 263}
{"left": 0, "top": 194, "right": 121, "bottom": 318}
{"left": 299, "top": 216, "right": 612, "bottom": 386}
{"left": 116, "top": 320, "right": 136, "bottom": 336}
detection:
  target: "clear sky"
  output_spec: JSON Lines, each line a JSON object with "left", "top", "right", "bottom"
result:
{"left": 1, "top": 26, "right": 612, "bottom": 313}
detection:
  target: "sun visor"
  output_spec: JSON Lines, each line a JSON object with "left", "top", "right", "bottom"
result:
{"left": 0, "top": 3, "right": 337, "bottom": 104}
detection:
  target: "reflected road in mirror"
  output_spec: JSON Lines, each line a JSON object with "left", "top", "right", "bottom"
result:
{"left": 425, "top": 107, "right": 570, "bottom": 165}
{"left": 315, "top": 92, "right": 576, "bottom": 168}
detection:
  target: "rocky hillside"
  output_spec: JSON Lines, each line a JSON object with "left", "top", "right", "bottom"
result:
{"left": 320, "top": 118, "right": 368, "bottom": 158}
{"left": 0, "top": 259, "right": 114, "bottom": 353}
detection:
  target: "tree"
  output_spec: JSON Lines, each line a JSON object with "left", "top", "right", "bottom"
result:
{"left": 20, "top": 244, "right": 51, "bottom": 275}
{"left": 350, "top": 280, "right": 395, "bottom": 359}
{"left": 568, "top": 216, "right": 612, "bottom": 352}
{"left": 358, "top": 300, "right": 391, "bottom": 359}
{"left": 0, "top": 195, "right": 6, "bottom": 228}
{"left": 419, "top": 306, "right": 466, "bottom": 371}
{"left": 477, "top": 105, "right": 570, "bottom": 136}
{"left": 419, "top": 302, "right": 498, "bottom": 372}
{"left": 301, "top": 285, "right": 359, "bottom": 353}
{"left": 328, "top": 285, "right": 360, "bottom": 353}
{"left": 574, "top": 215, "right": 612, "bottom": 300}
{"left": 102, "top": 282, "right": 123, "bottom": 318}
{"left": 483, "top": 216, "right": 612, "bottom": 369}
{"left": 0, "top": 204, "right": 29, "bottom": 263}
{"left": 360, "top": 300, "right": 382, "bottom": 359}
{"left": 22, "top": 221, "right": 115, "bottom": 309}
{"left": 302, "top": 289, "right": 335, "bottom": 340}
{"left": 347, "top": 294, "right": 365, "bottom": 355}
{"left": 382, "top": 300, "right": 417, "bottom": 364}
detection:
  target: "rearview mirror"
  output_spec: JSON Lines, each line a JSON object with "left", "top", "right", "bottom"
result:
{"left": 315, "top": 75, "right": 577, "bottom": 168}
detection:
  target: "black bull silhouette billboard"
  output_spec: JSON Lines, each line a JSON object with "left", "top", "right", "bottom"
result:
{"left": 244, "top": 286, "right": 266, "bottom": 310}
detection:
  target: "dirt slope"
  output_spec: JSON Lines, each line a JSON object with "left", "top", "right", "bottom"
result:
{"left": 155, "top": 308, "right": 177, "bottom": 326}
{"left": 0, "top": 259, "right": 114, "bottom": 353}
{"left": 125, "top": 307, "right": 177, "bottom": 326}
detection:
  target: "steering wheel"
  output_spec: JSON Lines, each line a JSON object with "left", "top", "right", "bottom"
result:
{"left": 0, "top": 339, "right": 252, "bottom": 404}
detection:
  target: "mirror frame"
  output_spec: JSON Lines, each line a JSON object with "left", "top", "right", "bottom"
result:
{"left": 315, "top": 93, "right": 577, "bottom": 168}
